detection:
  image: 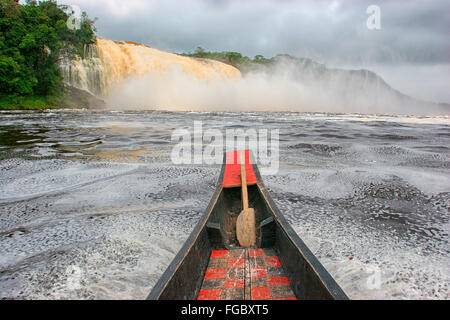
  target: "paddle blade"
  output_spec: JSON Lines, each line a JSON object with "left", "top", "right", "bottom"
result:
{"left": 236, "top": 208, "right": 256, "bottom": 247}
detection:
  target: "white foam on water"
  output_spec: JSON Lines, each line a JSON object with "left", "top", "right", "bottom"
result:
{"left": 0, "top": 110, "right": 448, "bottom": 300}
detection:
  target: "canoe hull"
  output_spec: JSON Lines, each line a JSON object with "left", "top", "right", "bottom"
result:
{"left": 147, "top": 153, "right": 348, "bottom": 300}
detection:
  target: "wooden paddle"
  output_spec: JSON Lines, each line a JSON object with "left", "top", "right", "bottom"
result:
{"left": 236, "top": 151, "right": 256, "bottom": 247}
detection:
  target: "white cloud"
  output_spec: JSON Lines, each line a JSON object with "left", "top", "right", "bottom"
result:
{"left": 61, "top": 0, "right": 156, "bottom": 19}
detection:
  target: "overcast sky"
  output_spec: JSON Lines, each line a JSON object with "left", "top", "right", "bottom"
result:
{"left": 56, "top": 0, "right": 450, "bottom": 103}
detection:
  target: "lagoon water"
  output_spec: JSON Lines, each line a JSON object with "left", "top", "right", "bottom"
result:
{"left": 0, "top": 110, "right": 449, "bottom": 299}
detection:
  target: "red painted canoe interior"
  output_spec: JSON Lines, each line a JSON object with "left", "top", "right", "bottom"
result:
{"left": 197, "top": 248, "right": 297, "bottom": 300}
{"left": 197, "top": 150, "right": 297, "bottom": 300}
{"left": 223, "top": 150, "right": 257, "bottom": 188}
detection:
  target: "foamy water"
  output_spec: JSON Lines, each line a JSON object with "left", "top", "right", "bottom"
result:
{"left": 0, "top": 110, "right": 448, "bottom": 299}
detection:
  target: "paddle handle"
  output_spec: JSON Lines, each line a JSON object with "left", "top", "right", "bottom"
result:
{"left": 240, "top": 151, "right": 249, "bottom": 211}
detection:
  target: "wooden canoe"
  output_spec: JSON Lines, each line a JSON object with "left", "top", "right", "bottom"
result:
{"left": 147, "top": 150, "right": 348, "bottom": 300}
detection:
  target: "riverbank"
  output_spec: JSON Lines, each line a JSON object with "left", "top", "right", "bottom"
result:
{"left": 0, "top": 95, "right": 61, "bottom": 110}
{"left": 0, "top": 86, "right": 106, "bottom": 111}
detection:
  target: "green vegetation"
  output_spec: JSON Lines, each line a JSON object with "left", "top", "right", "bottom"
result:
{"left": 181, "top": 46, "right": 275, "bottom": 71}
{"left": 181, "top": 46, "right": 326, "bottom": 75}
{"left": 0, "top": 0, "right": 95, "bottom": 109}
{"left": 0, "top": 93, "right": 62, "bottom": 110}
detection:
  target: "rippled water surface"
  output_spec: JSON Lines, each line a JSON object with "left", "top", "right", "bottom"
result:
{"left": 0, "top": 110, "right": 449, "bottom": 299}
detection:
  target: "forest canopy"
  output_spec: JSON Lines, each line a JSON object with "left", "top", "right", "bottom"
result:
{"left": 0, "top": 0, "right": 95, "bottom": 98}
{"left": 181, "top": 46, "right": 274, "bottom": 70}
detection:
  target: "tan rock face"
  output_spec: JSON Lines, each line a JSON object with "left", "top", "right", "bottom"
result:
{"left": 62, "top": 37, "right": 241, "bottom": 98}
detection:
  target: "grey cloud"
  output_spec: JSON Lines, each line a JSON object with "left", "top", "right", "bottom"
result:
{"left": 62, "top": 0, "right": 450, "bottom": 103}
{"left": 74, "top": 0, "right": 448, "bottom": 65}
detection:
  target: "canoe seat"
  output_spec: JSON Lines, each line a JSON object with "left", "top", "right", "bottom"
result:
{"left": 197, "top": 248, "right": 297, "bottom": 300}
{"left": 206, "top": 217, "right": 274, "bottom": 231}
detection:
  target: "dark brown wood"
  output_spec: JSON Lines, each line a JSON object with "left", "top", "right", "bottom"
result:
{"left": 244, "top": 249, "right": 251, "bottom": 300}
{"left": 240, "top": 151, "right": 249, "bottom": 211}
{"left": 236, "top": 150, "right": 256, "bottom": 247}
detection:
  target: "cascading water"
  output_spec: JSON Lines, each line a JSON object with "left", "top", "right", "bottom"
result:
{"left": 59, "top": 38, "right": 241, "bottom": 98}
{"left": 59, "top": 43, "right": 105, "bottom": 97}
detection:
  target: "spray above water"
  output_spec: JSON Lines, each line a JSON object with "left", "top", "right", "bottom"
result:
{"left": 61, "top": 38, "right": 449, "bottom": 115}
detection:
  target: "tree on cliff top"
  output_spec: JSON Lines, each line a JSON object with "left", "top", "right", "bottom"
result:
{"left": 0, "top": 0, "right": 95, "bottom": 97}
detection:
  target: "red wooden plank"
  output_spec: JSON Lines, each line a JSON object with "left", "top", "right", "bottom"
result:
{"left": 228, "top": 258, "right": 245, "bottom": 269}
{"left": 224, "top": 279, "right": 245, "bottom": 289}
{"left": 265, "top": 256, "right": 282, "bottom": 267}
{"left": 211, "top": 250, "right": 229, "bottom": 259}
{"left": 251, "top": 286, "right": 272, "bottom": 300}
{"left": 198, "top": 248, "right": 297, "bottom": 300}
{"left": 204, "top": 268, "right": 227, "bottom": 280}
{"left": 198, "top": 289, "right": 222, "bottom": 300}
{"left": 249, "top": 248, "right": 264, "bottom": 257}
{"left": 223, "top": 150, "right": 257, "bottom": 188}
{"left": 268, "top": 277, "right": 291, "bottom": 286}
{"left": 251, "top": 267, "right": 267, "bottom": 278}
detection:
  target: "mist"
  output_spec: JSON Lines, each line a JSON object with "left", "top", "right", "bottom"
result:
{"left": 105, "top": 58, "right": 448, "bottom": 116}
{"left": 368, "top": 64, "right": 450, "bottom": 105}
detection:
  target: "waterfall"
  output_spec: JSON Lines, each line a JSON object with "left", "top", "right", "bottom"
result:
{"left": 60, "top": 44, "right": 104, "bottom": 97}
{"left": 59, "top": 38, "right": 241, "bottom": 98}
